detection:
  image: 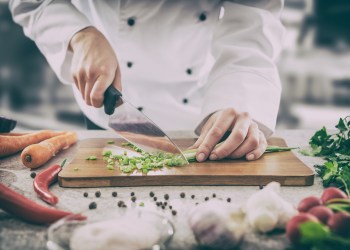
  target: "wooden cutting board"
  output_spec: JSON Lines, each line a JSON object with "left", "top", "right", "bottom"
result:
{"left": 58, "top": 138, "right": 314, "bottom": 187}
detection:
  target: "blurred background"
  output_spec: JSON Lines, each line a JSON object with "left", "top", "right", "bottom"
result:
{"left": 0, "top": 0, "right": 349, "bottom": 131}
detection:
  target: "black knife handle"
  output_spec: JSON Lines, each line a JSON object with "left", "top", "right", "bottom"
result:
{"left": 103, "top": 85, "right": 122, "bottom": 115}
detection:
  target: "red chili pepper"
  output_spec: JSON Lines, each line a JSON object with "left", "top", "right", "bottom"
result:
{"left": 33, "top": 159, "right": 66, "bottom": 205}
{"left": 0, "top": 183, "right": 85, "bottom": 225}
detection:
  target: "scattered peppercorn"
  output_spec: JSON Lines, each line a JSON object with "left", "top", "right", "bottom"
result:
{"left": 83, "top": 192, "right": 88, "bottom": 198}
{"left": 227, "top": 198, "right": 231, "bottom": 203}
{"left": 161, "top": 205, "right": 165, "bottom": 209}
{"left": 169, "top": 205, "right": 172, "bottom": 209}
{"left": 150, "top": 191, "right": 155, "bottom": 197}
{"left": 121, "top": 204, "right": 127, "bottom": 208}
{"left": 131, "top": 192, "right": 135, "bottom": 196}
{"left": 172, "top": 210, "right": 177, "bottom": 216}
{"left": 89, "top": 202, "right": 97, "bottom": 210}
{"left": 153, "top": 197, "right": 157, "bottom": 201}
{"left": 259, "top": 185, "right": 264, "bottom": 190}
{"left": 30, "top": 172, "right": 36, "bottom": 178}
{"left": 205, "top": 197, "right": 209, "bottom": 201}
{"left": 180, "top": 192, "right": 185, "bottom": 198}
{"left": 112, "top": 191, "right": 117, "bottom": 197}
{"left": 164, "top": 202, "right": 167, "bottom": 206}
{"left": 212, "top": 193, "right": 216, "bottom": 198}
{"left": 156, "top": 202, "right": 160, "bottom": 206}
{"left": 164, "top": 194, "right": 169, "bottom": 200}
{"left": 195, "top": 202, "right": 199, "bottom": 206}
{"left": 191, "top": 195, "right": 195, "bottom": 199}
{"left": 118, "top": 201, "right": 124, "bottom": 207}
{"left": 131, "top": 196, "right": 136, "bottom": 202}
{"left": 95, "top": 191, "right": 101, "bottom": 198}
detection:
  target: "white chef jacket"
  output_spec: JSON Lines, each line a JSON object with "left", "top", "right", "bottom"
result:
{"left": 9, "top": 0, "right": 285, "bottom": 137}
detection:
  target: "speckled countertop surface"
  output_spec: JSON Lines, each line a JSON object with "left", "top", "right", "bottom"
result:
{"left": 0, "top": 130, "right": 326, "bottom": 250}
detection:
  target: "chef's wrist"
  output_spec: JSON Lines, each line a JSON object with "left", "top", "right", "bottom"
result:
{"left": 68, "top": 26, "right": 99, "bottom": 52}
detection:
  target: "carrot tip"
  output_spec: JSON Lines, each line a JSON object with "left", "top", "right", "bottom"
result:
{"left": 25, "top": 155, "right": 32, "bottom": 162}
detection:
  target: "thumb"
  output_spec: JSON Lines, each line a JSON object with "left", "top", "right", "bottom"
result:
{"left": 90, "top": 72, "right": 114, "bottom": 108}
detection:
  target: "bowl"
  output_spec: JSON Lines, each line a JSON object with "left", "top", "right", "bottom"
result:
{"left": 47, "top": 208, "right": 175, "bottom": 250}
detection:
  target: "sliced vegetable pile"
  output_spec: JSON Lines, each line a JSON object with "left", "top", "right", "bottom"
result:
{"left": 286, "top": 187, "right": 350, "bottom": 249}
{"left": 301, "top": 116, "right": 350, "bottom": 195}
{"left": 103, "top": 142, "right": 297, "bottom": 174}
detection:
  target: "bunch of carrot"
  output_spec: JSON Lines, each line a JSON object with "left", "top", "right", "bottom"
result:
{"left": 0, "top": 130, "right": 77, "bottom": 169}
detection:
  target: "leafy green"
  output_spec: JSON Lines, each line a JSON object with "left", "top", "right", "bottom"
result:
{"left": 104, "top": 142, "right": 296, "bottom": 174}
{"left": 298, "top": 221, "right": 350, "bottom": 250}
{"left": 85, "top": 156, "right": 97, "bottom": 160}
{"left": 304, "top": 116, "right": 350, "bottom": 195}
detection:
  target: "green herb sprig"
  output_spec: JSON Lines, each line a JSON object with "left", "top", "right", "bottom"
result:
{"left": 102, "top": 141, "right": 296, "bottom": 174}
{"left": 302, "top": 116, "right": 350, "bottom": 195}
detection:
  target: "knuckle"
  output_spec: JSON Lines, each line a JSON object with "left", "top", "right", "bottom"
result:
{"left": 98, "top": 65, "right": 111, "bottom": 75}
{"left": 250, "top": 137, "right": 259, "bottom": 149}
{"left": 234, "top": 129, "right": 245, "bottom": 142}
{"left": 210, "top": 126, "right": 224, "bottom": 140}
{"left": 241, "top": 112, "right": 250, "bottom": 118}
{"left": 226, "top": 108, "right": 236, "bottom": 117}
{"left": 217, "top": 147, "right": 230, "bottom": 158}
{"left": 199, "top": 144, "right": 211, "bottom": 155}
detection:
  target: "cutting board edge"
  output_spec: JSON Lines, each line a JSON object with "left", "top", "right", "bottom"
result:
{"left": 58, "top": 173, "right": 315, "bottom": 187}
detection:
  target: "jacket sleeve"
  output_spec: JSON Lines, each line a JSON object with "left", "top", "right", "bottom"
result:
{"left": 196, "top": 0, "right": 285, "bottom": 137}
{"left": 9, "top": 0, "right": 91, "bottom": 84}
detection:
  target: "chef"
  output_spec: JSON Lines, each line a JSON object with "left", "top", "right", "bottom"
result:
{"left": 9, "top": 0, "right": 285, "bottom": 162}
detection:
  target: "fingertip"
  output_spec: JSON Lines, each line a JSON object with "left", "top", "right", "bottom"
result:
{"left": 246, "top": 153, "right": 255, "bottom": 161}
{"left": 196, "top": 152, "right": 206, "bottom": 162}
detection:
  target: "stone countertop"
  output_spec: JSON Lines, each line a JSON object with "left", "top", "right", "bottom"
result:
{"left": 0, "top": 130, "right": 325, "bottom": 250}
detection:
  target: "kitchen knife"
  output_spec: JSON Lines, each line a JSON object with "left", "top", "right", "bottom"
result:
{"left": 103, "top": 85, "right": 188, "bottom": 164}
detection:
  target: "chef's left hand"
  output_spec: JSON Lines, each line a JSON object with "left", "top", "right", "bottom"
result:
{"left": 193, "top": 108, "right": 267, "bottom": 162}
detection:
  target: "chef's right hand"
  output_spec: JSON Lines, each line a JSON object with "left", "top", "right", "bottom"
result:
{"left": 69, "top": 26, "right": 122, "bottom": 107}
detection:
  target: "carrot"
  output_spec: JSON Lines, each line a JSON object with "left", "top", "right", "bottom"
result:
{"left": 21, "top": 132, "right": 78, "bottom": 169}
{"left": 0, "top": 130, "right": 65, "bottom": 157}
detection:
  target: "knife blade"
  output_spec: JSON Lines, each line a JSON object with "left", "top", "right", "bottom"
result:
{"left": 103, "top": 85, "right": 188, "bottom": 164}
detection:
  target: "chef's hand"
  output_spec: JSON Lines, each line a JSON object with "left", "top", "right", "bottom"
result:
{"left": 69, "top": 26, "right": 121, "bottom": 107}
{"left": 193, "top": 109, "right": 267, "bottom": 162}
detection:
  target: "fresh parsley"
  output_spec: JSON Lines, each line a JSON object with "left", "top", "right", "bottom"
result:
{"left": 302, "top": 117, "right": 350, "bottom": 195}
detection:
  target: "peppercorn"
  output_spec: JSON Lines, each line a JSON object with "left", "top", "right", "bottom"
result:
{"left": 83, "top": 192, "right": 88, "bottom": 198}
{"left": 156, "top": 202, "right": 160, "bottom": 206}
{"left": 191, "top": 195, "right": 195, "bottom": 199}
{"left": 131, "top": 192, "right": 135, "bottom": 196}
{"left": 121, "top": 204, "right": 127, "bottom": 208}
{"left": 150, "top": 191, "right": 155, "bottom": 197}
{"left": 212, "top": 193, "right": 216, "bottom": 198}
{"left": 227, "top": 198, "right": 231, "bottom": 203}
{"left": 259, "top": 185, "right": 264, "bottom": 190}
{"left": 118, "top": 201, "right": 124, "bottom": 207}
{"left": 95, "top": 191, "right": 101, "bottom": 198}
{"left": 30, "top": 172, "right": 36, "bottom": 179}
{"left": 172, "top": 210, "right": 177, "bottom": 216}
{"left": 164, "top": 194, "right": 169, "bottom": 200}
{"left": 161, "top": 205, "right": 165, "bottom": 209}
{"left": 131, "top": 196, "right": 136, "bottom": 202}
{"left": 205, "top": 197, "right": 209, "bottom": 201}
{"left": 180, "top": 192, "right": 185, "bottom": 198}
{"left": 169, "top": 205, "right": 172, "bottom": 209}
{"left": 112, "top": 191, "right": 117, "bottom": 197}
{"left": 89, "top": 202, "right": 97, "bottom": 210}
{"left": 195, "top": 202, "right": 199, "bottom": 206}
{"left": 153, "top": 197, "right": 157, "bottom": 201}
{"left": 164, "top": 202, "right": 167, "bottom": 206}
